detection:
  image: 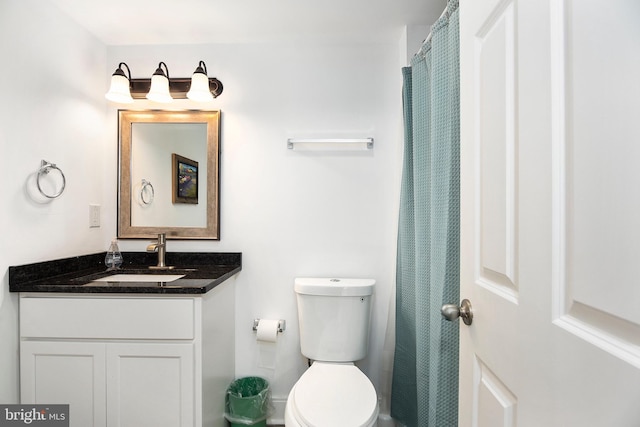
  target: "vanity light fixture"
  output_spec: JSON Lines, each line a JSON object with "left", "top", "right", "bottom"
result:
{"left": 105, "top": 61, "right": 224, "bottom": 103}
{"left": 186, "top": 61, "right": 215, "bottom": 102}
{"left": 146, "top": 62, "right": 173, "bottom": 103}
{"left": 105, "top": 63, "right": 134, "bottom": 103}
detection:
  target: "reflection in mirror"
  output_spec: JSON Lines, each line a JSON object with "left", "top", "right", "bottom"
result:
{"left": 131, "top": 123, "right": 207, "bottom": 226}
{"left": 118, "top": 110, "right": 220, "bottom": 240}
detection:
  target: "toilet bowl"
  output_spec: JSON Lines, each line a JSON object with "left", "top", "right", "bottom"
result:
{"left": 284, "top": 362, "right": 378, "bottom": 427}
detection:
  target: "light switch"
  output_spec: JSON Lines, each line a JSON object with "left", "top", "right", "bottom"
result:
{"left": 89, "top": 204, "right": 100, "bottom": 228}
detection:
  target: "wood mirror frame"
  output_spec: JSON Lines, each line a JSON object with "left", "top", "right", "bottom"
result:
{"left": 118, "top": 110, "right": 220, "bottom": 240}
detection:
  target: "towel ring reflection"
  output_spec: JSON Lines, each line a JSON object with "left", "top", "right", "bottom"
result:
{"left": 36, "top": 160, "right": 66, "bottom": 199}
{"left": 141, "top": 179, "right": 154, "bottom": 205}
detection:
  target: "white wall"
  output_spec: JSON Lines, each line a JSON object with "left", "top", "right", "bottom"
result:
{"left": 108, "top": 40, "right": 405, "bottom": 414}
{"left": 0, "top": 0, "right": 110, "bottom": 402}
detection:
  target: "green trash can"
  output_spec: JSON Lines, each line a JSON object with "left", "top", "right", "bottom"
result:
{"left": 224, "top": 377, "right": 271, "bottom": 427}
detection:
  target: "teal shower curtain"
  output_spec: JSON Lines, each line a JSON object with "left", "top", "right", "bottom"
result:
{"left": 391, "top": 1, "right": 460, "bottom": 426}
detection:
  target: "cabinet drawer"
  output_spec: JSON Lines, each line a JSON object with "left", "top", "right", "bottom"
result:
{"left": 20, "top": 297, "right": 195, "bottom": 340}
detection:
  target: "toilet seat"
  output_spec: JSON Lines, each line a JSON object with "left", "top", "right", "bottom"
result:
{"left": 289, "top": 362, "right": 378, "bottom": 427}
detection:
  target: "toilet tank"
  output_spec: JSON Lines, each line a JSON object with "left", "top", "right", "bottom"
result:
{"left": 294, "top": 278, "right": 375, "bottom": 362}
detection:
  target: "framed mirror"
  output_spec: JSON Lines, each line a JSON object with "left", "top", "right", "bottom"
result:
{"left": 118, "top": 110, "right": 220, "bottom": 240}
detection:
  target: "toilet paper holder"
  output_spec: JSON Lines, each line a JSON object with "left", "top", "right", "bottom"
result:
{"left": 253, "top": 318, "right": 286, "bottom": 333}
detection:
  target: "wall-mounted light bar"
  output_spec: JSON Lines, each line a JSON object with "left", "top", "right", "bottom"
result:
{"left": 105, "top": 61, "right": 223, "bottom": 104}
{"left": 287, "top": 138, "right": 374, "bottom": 151}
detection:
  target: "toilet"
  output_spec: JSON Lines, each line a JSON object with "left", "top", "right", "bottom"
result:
{"left": 284, "top": 277, "right": 379, "bottom": 427}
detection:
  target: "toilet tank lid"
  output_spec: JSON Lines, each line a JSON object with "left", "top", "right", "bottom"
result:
{"left": 295, "top": 278, "right": 375, "bottom": 297}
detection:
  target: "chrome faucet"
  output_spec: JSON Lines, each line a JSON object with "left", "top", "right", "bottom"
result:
{"left": 147, "top": 233, "right": 173, "bottom": 270}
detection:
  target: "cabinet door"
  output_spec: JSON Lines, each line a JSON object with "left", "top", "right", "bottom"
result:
{"left": 20, "top": 341, "right": 106, "bottom": 427}
{"left": 106, "top": 343, "right": 195, "bottom": 427}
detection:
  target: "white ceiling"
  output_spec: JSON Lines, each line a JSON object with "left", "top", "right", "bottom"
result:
{"left": 48, "top": 0, "right": 446, "bottom": 45}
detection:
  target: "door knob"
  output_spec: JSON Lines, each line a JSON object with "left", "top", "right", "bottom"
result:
{"left": 441, "top": 299, "right": 473, "bottom": 325}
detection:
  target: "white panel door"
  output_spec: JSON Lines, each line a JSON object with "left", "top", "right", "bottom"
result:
{"left": 459, "top": 0, "right": 640, "bottom": 425}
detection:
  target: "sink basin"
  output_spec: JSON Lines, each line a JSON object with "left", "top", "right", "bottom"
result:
{"left": 93, "top": 274, "right": 185, "bottom": 283}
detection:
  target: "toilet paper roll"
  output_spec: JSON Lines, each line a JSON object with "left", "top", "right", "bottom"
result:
{"left": 256, "top": 319, "right": 280, "bottom": 343}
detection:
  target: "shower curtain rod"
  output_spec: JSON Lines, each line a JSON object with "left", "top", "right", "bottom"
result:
{"left": 423, "top": 3, "right": 451, "bottom": 45}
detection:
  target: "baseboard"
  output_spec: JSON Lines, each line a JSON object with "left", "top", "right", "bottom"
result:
{"left": 377, "top": 413, "right": 398, "bottom": 427}
{"left": 267, "top": 396, "right": 286, "bottom": 425}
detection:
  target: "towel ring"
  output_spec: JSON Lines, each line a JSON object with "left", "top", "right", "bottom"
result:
{"left": 36, "top": 160, "right": 66, "bottom": 199}
{"left": 141, "top": 179, "right": 154, "bottom": 205}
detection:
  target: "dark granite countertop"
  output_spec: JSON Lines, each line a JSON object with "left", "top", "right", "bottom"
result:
{"left": 9, "top": 252, "right": 241, "bottom": 294}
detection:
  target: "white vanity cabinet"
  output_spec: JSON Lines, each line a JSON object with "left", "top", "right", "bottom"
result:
{"left": 19, "top": 278, "right": 235, "bottom": 427}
